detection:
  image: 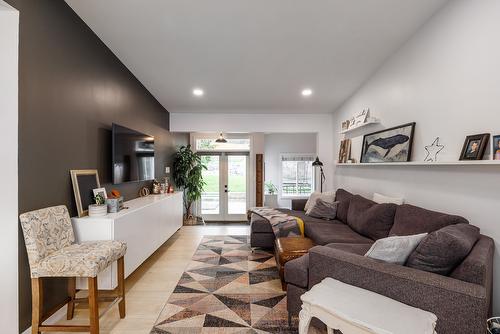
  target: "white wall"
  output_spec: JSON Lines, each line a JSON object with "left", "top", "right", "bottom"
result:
{"left": 171, "top": 113, "right": 334, "bottom": 193}
{"left": 0, "top": 2, "right": 19, "bottom": 333}
{"left": 264, "top": 133, "right": 317, "bottom": 208}
{"left": 332, "top": 0, "right": 500, "bottom": 314}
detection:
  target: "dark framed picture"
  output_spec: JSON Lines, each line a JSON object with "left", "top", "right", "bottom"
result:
{"left": 361, "top": 122, "right": 416, "bottom": 163}
{"left": 459, "top": 134, "right": 489, "bottom": 161}
{"left": 493, "top": 135, "right": 500, "bottom": 160}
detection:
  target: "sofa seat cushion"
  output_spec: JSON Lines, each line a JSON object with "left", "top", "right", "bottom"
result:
{"left": 389, "top": 204, "right": 469, "bottom": 236}
{"left": 347, "top": 195, "right": 397, "bottom": 240}
{"left": 284, "top": 253, "right": 309, "bottom": 288}
{"left": 325, "top": 243, "right": 372, "bottom": 256}
{"left": 250, "top": 213, "right": 273, "bottom": 233}
{"left": 305, "top": 222, "right": 374, "bottom": 246}
{"left": 335, "top": 189, "right": 354, "bottom": 223}
{"left": 406, "top": 224, "right": 480, "bottom": 275}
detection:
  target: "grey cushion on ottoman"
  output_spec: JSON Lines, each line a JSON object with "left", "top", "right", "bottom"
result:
{"left": 389, "top": 204, "right": 469, "bottom": 236}
{"left": 347, "top": 195, "right": 397, "bottom": 240}
{"left": 407, "top": 223, "right": 480, "bottom": 275}
{"left": 250, "top": 213, "right": 273, "bottom": 233}
{"left": 285, "top": 254, "right": 309, "bottom": 288}
{"left": 305, "top": 222, "right": 374, "bottom": 246}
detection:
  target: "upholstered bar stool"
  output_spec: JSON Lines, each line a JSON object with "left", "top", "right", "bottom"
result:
{"left": 20, "top": 205, "right": 127, "bottom": 334}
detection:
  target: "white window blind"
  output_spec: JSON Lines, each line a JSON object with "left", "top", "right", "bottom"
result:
{"left": 280, "top": 154, "right": 315, "bottom": 197}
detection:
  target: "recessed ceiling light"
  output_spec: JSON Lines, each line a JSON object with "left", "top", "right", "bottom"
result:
{"left": 301, "top": 89, "right": 313, "bottom": 97}
{"left": 193, "top": 88, "right": 204, "bottom": 96}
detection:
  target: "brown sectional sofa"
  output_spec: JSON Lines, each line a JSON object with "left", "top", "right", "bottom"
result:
{"left": 249, "top": 189, "right": 494, "bottom": 334}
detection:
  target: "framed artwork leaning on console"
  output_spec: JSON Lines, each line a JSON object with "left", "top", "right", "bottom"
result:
{"left": 70, "top": 169, "right": 101, "bottom": 217}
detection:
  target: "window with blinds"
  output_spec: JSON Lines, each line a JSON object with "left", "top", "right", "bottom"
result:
{"left": 280, "top": 154, "right": 315, "bottom": 197}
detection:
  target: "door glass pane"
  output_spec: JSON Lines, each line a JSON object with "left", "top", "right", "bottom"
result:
{"left": 227, "top": 155, "right": 247, "bottom": 214}
{"left": 201, "top": 155, "right": 219, "bottom": 215}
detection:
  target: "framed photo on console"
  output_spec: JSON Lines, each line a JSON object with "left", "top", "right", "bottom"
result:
{"left": 459, "top": 134, "right": 489, "bottom": 160}
{"left": 361, "top": 122, "right": 416, "bottom": 163}
{"left": 70, "top": 169, "right": 101, "bottom": 217}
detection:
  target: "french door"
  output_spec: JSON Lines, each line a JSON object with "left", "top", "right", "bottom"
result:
{"left": 200, "top": 153, "right": 249, "bottom": 221}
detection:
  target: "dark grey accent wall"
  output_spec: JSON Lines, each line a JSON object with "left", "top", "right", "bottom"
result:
{"left": 5, "top": 0, "right": 189, "bottom": 331}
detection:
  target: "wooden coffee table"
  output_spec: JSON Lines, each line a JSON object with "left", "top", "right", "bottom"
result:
{"left": 274, "top": 237, "right": 315, "bottom": 290}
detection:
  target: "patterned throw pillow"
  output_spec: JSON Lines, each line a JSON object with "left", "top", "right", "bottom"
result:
{"left": 306, "top": 199, "right": 338, "bottom": 220}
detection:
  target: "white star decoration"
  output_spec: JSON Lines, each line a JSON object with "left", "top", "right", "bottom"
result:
{"left": 424, "top": 137, "right": 445, "bottom": 162}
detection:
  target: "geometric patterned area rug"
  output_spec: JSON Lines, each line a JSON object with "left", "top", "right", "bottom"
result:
{"left": 150, "top": 235, "right": 298, "bottom": 333}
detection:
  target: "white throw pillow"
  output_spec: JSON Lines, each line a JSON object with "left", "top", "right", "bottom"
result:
{"left": 304, "top": 191, "right": 335, "bottom": 211}
{"left": 364, "top": 233, "right": 427, "bottom": 265}
{"left": 373, "top": 192, "right": 405, "bottom": 205}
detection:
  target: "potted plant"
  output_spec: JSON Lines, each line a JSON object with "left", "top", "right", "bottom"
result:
{"left": 264, "top": 181, "right": 279, "bottom": 208}
{"left": 172, "top": 145, "right": 207, "bottom": 225}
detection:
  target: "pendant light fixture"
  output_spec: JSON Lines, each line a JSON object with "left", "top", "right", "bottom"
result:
{"left": 215, "top": 132, "right": 227, "bottom": 143}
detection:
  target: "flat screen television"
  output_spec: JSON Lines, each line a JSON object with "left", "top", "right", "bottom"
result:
{"left": 112, "top": 123, "right": 155, "bottom": 184}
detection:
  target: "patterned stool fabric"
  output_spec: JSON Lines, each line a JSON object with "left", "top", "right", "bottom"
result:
{"left": 33, "top": 240, "right": 126, "bottom": 278}
{"left": 19, "top": 205, "right": 126, "bottom": 278}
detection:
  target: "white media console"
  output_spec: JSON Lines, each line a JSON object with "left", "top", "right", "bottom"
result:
{"left": 71, "top": 192, "right": 183, "bottom": 289}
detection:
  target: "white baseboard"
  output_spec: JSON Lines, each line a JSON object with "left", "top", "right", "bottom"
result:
{"left": 21, "top": 304, "right": 67, "bottom": 334}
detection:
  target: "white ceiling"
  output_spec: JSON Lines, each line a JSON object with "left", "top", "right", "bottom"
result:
{"left": 66, "top": 0, "right": 449, "bottom": 114}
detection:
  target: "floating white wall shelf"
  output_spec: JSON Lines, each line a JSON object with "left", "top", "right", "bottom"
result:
{"left": 335, "top": 160, "right": 500, "bottom": 166}
{"left": 340, "top": 117, "right": 380, "bottom": 134}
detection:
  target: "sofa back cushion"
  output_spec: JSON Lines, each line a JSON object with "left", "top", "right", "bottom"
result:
{"left": 406, "top": 223, "right": 480, "bottom": 276}
{"left": 347, "top": 195, "right": 397, "bottom": 240}
{"left": 335, "top": 189, "right": 354, "bottom": 223}
{"left": 389, "top": 204, "right": 469, "bottom": 236}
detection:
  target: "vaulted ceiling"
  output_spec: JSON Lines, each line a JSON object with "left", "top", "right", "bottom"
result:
{"left": 66, "top": 0, "right": 449, "bottom": 113}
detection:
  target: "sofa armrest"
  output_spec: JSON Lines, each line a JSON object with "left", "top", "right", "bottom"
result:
{"left": 291, "top": 199, "right": 307, "bottom": 211}
{"left": 309, "top": 246, "right": 488, "bottom": 334}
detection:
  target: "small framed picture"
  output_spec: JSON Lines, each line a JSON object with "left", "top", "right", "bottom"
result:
{"left": 93, "top": 187, "right": 108, "bottom": 200}
{"left": 459, "top": 134, "right": 490, "bottom": 160}
{"left": 493, "top": 135, "right": 500, "bottom": 160}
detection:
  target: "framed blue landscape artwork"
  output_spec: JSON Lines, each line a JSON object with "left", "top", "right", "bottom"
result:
{"left": 361, "top": 122, "right": 416, "bottom": 163}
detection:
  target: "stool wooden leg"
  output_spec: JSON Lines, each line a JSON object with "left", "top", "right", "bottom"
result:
{"left": 117, "top": 256, "right": 126, "bottom": 318}
{"left": 31, "top": 278, "right": 43, "bottom": 334}
{"left": 67, "top": 277, "right": 76, "bottom": 320}
{"left": 88, "top": 277, "right": 99, "bottom": 334}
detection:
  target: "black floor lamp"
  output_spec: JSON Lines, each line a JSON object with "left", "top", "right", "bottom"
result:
{"left": 312, "top": 157, "right": 326, "bottom": 193}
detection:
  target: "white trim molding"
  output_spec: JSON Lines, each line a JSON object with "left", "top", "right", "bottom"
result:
{"left": 0, "top": 3, "right": 19, "bottom": 333}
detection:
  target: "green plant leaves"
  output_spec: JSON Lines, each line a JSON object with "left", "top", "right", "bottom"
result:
{"left": 172, "top": 145, "right": 207, "bottom": 217}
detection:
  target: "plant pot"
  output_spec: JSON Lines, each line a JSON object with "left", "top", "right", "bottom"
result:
{"left": 264, "top": 194, "right": 279, "bottom": 208}
{"left": 88, "top": 204, "right": 108, "bottom": 217}
{"left": 183, "top": 216, "right": 205, "bottom": 226}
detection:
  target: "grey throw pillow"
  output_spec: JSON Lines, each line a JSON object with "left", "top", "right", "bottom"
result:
{"left": 306, "top": 199, "right": 338, "bottom": 220}
{"left": 365, "top": 233, "right": 428, "bottom": 265}
{"left": 406, "top": 223, "right": 480, "bottom": 275}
